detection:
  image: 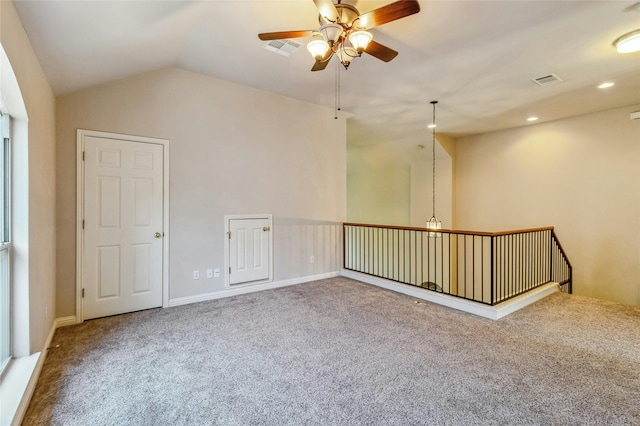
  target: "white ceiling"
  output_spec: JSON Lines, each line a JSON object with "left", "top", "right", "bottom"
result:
{"left": 13, "top": 0, "right": 640, "bottom": 143}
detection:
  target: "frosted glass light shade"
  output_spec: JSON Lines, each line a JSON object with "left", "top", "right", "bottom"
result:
{"left": 426, "top": 216, "right": 442, "bottom": 238}
{"left": 614, "top": 29, "right": 640, "bottom": 53}
{"left": 336, "top": 46, "right": 358, "bottom": 67}
{"left": 348, "top": 30, "right": 373, "bottom": 53}
{"left": 320, "top": 24, "right": 343, "bottom": 45}
{"left": 307, "top": 39, "right": 329, "bottom": 59}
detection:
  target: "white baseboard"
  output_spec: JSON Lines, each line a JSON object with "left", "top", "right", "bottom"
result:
{"left": 340, "top": 269, "right": 559, "bottom": 320}
{"left": 1, "top": 318, "right": 56, "bottom": 426}
{"left": 492, "top": 282, "right": 559, "bottom": 318}
{"left": 2, "top": 314, "right": 81, "bottom": 426}
{"left": 168, "top": 271, "right": 339, "bottom": 308}
{"left": 55, "top": 315, "right": 78, "bottom": 328}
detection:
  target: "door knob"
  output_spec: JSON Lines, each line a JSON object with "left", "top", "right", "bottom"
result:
{"left": 154, "top": 232, "right": 162, "bottom": 238}
{"left": 263, "top": 226, "right": 270, "bottom": 232}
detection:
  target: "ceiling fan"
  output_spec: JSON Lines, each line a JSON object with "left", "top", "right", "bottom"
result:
{"left": 258, "top": 0, "right": 420, "bottom": 71}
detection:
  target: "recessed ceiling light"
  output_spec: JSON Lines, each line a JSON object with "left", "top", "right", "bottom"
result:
{"left": 527, "top": 116, "right": 539, "bottom": 122}
{"left": 598, "top": 82, "right": 615, "bottom": 89}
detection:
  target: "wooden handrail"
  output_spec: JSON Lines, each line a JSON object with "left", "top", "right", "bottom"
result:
{"left": 343, "top": 222, "right": 554, "bottom": 237}
{"left": 343, "top": 222, "right": 572, "bottom": 300}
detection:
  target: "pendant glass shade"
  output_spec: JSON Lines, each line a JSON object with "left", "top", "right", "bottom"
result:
{"left": 614, "top": 29, "right": 640, "bottom": 53}
{"left": 426, "top": 216, "right": 442, "bottom": 238}
{"left": 307, "top": 39, "right": 329, "bottom": 60}
{"left": 348, "top": 30, "right": 373, "bottom": 53}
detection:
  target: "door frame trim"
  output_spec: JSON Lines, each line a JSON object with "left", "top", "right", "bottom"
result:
{"left": 76, "top": 129, "right": 170, "bottom": 323}
{"left": 224, "top": 214, "right": 273, "bottom": 287}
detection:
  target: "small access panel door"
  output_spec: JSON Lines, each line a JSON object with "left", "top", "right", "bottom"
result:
{"left": 228, "top": 217, "right": 272, "bottom": 285}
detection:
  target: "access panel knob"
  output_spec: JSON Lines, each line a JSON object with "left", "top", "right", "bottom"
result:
{"left": 154, "top": 232, "right": 162, "bottom": 238}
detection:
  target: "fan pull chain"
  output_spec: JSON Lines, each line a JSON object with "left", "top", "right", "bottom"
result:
{"left": 334, "top": 60, "right": 341, "bottom": 119}
{"left": 333, "top": 60, "right": 340, "bottom": 120}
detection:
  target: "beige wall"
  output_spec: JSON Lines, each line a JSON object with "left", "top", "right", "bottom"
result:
{"left": 456, "top": 105, "right": 640, "bottom": 305}
{"left": 348, "top": 163, "right": 410, "bottom": 225}
{"left": 437, "top": 133, "right": 457, "bottom": 229}
{"left": 347, "top": 138, "right": 454, "bottom": 228}
{"left": 0, "top": 0, "right": 57, "bottom": 353}
{"left": 409, "top": 157, "right": 452, "bottom": 229}
{"left": 56, "top": 67, "right": 346, "bottom": 315}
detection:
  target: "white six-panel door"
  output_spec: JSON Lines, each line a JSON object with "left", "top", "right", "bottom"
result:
{"left": 82, "top": 135, "right": 164, "bottom": 319}
{"left": 229, "top": 218, "right": 271, "bottom": 285}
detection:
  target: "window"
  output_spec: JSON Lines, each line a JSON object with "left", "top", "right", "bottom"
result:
{"left": 0, "top": 112, "right": 10, "bottom": 374}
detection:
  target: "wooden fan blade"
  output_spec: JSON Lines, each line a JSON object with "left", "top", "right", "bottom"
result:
{"left": 357, "top": 0, "right": 420, "bottom": 30}
{"left": 258, "top": 30, "right": 314, "bottom": 41}
{"left": 313, "top": 0, "right": 340, "bottom": 22}
{"left": 364, "top": 40, "right": 398, "bottom": 62}
{"left": 311, "top": 52, "right": 334, "bottom": 71}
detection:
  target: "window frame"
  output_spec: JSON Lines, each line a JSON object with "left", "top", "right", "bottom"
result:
{"left": 0, "top": 112, "right": 12, "bottom": 376}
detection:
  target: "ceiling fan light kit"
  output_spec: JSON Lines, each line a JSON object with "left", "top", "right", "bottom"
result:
{"left": 347, "top": 30, "right": 373, "bottom": 54}
{"left": 613, "top": 29, "right": 640, "bottom": 53}
{"left": 320, "top": 24, "right": 342, "bottom": 45}
{"left": 258, "top": 0, "right": 420, "bottom": 71}
{"left": 307, "top": 38, "right": 330, "bottom": 59}
{"left": 337, "top": 46, "right": 358, "bottom": 67}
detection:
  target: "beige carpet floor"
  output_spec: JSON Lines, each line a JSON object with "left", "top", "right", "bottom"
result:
{"left": 23, "top": 277, "right": 640, "bottom": 425}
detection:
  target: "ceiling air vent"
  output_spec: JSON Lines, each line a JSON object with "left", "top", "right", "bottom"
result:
{"left": 531, "top": 73, "right": 563, "bottom": 87}
{"left": 263, "top": 40, "right": 302, "bottom": 57}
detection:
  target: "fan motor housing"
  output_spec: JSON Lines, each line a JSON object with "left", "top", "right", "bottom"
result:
{"left": 319, "top": 3, "right": 360, "bottom": 29}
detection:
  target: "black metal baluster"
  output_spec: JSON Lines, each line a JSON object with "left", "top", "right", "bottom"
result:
{"left": 472, "top": 235, "right": 475, "bottom": 301}
{"left": 393, "top": 228, "right": 397, "bottom": 281}
{"left": 490, "top": 236, "right": 494, "bottom": 304}
{"left": 409, "top": 231, "right": 412, "bottom": 285}
{"left": 386, "top": 228, "right": 389, "bottom": 279}
{"left": 412, "top": 231, "right": 418, "bottom": 285}
{"left": 507, "top": 235, "right": 511, "bottom": 299}
{"left": 463, "top": 235, "right": 467, "bottom": 298}
{"left": 441, "top": 232, "right": 444, "bottom": 294}
{"left": 519, "top": 233, "right": 522, "bottom": 294}
{"left": 377, "top": 228, "right": 381, "bottom": 276}
{"left": 420, "top": 230, "right": 424, "bottom": 288}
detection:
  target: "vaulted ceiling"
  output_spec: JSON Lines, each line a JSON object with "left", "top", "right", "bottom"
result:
{"left": 13, "top": 0, "right": 640, "bottom": 145}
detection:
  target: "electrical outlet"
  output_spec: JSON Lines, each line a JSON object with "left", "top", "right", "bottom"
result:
{"left": 214, "top": 268, "right": 220, "bottom": 278}
{"left": 310, "top": 255, "right": 315, "bottom": 264}
{"left": 193, "top": 270, "right": 200, "bottom": 280}
{"left": 206, "top": 269, "right": 213, "bottom": 279}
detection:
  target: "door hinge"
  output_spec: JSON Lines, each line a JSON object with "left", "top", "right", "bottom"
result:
{"left": 82, "top": 151, "right": 85, "bottom": 161}
{"left": 82, "top": 220, "right": 85, "bottom": 229}
{"left": 82, "top": 288, "right": 85, "bottom": 298}
{"left": 229, "top": 267, "right": 231, "bottom": 274}
{"left": 227, "top": 232, "right": 231, "bottom": 239}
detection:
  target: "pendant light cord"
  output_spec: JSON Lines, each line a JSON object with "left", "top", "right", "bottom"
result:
{"left": 431, "top": 101, "right": 437, "bottom": 218}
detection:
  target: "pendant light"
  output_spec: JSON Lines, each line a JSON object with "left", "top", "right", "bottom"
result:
{"left": 426, "top": 100, "right": 442, "bottom": 237}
